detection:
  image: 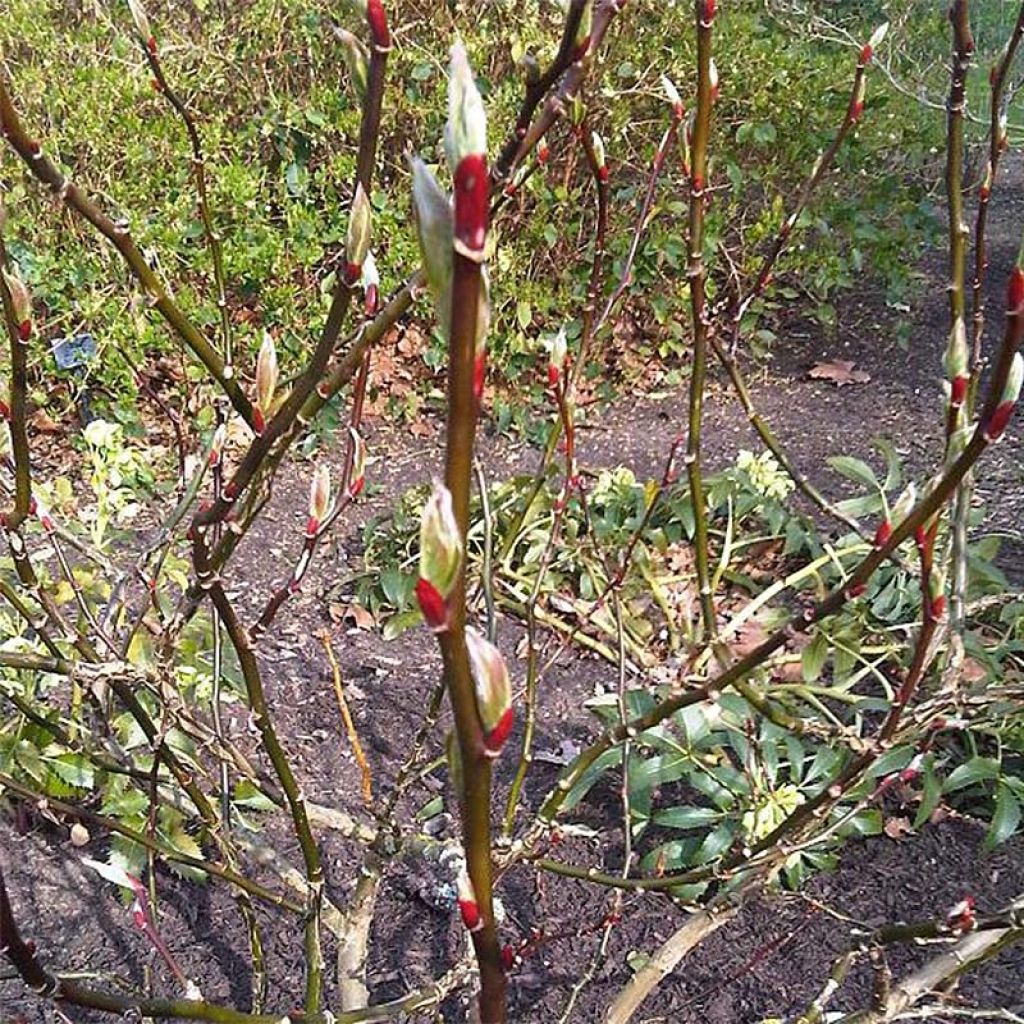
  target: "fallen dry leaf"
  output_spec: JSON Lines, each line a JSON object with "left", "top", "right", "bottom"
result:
{"left": 29, "top": 408, "right": 62, "bottom": 433}
{"left": 808, "top": 359, "right": 872, "bottom": 387}
{"left": 883, "top": 816, "right": 914, "bottom": 840}
{"left": 328, "top": 602, "right": 375, "bottom": 630}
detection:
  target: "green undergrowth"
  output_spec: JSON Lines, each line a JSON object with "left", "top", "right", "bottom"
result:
{"left": 0, "top": 0, "right": 972, "bottom": 441}
{"left": 342, "top": 445, "right": 1024, "bottom": 883}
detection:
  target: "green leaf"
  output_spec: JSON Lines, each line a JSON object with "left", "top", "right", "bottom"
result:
{"left": 652, "top": 806, "right": 722, "bottom": 831}
{"left": 914, "top": 768, "right": 942, "bottom": 829}
{"left": 382, "top": 608, "right": 422, "bottom": 640}
{"left": 516, "top": 300, "right": 533, "bottom": 330}
{"left": 943, "top": 756, "right": 1000, "bottom": 793}
{"left": 801, "top": 632, "right": 829, "bottom": 683}
{"left": 234, "top": 779, "right": 275, "bottom": 812}
{"left": 47, "top": 753, "right": 95, "bottom": 791}
{"left": 874, "top": 437, "right": 902, "bottom": 492}
{"left": 693, "top": 822, "right": 735, "bottom": 865}
{"left": 985, "top": 782, "right": 1021, "bottom": 849}
{"left": 828, "top": 455, "right": 880, "bottom": 490}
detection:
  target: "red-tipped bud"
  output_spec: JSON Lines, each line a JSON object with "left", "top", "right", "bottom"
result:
{"left": 860, "top": 23, "right": 888, "bottom": 66}
{"left": 417, "top": 480, "right": 462, "bottom": 631}
{"left": 361, "top": 251, "right": 380, "bottom": 316}
{"left": 898, "top": 754, "right": 923, "bottom": 784}
{"left": 546, "top": 328, "right": 568, "bottom": 388}
{"left": 944, "top": 317, "right": 969, "bottom": 400}
{"left": 446, "top": 44, "right": 489, "bottom": 259}
{"left": 980, "top": 160, "right": 993, "bottom": 201}
{"left": 1008, "top": 265, "right": 1024, "bottom": 314}
{"left": 415, "top": 578, "right": 447, "bottom": 632}
{"left": 874, "top": 520, "right": 893, "bottom": 549}
{"left": 2, "top": 269, "right": 32, "bottom": 341}
{"left": 456, "top": 866, "right": 483, "bottom": 932}
{"left": 36, "top": 500, "right": 55, "bottom": 533}
{"left": 501, "top": 944, "right": 516, "bottom": 970}
{"left": 209, "top": 424, "right": 227, "bottom": 467}
{"left": 946, "top": 895, "right": 976, "bottom": 932}
{"left": 465, "top": 627, "right": 514, "bottom": 757}
{"left": 537, "top": 135, "right": 551, "bottom": 164}
{"left": 662, "top": 75, "right": 684, "bottom": 120}
{"left": 348, "top": 427, "right": 366, "bottom": 497}
{"left": 366, "top": 0, "right": 390, "bottom": 49}
{"left": 850, "top": 77, "right": 866, "bottom": 121}
{"left": 255, "top": 331, "right": 278, "bottom": 428}
{"left": 702, "top": 0, "right": 716, "bottom": 23}
{"left": 308, "top": 465, "right": 331, "bottom": 529}
{"left": 345, "top": 183, "right": 372, "bottom": 282}
{"left": 985, "top": 352, "right": 1023, "bottom": 441}
{"left": 454, "top": 153, "right": 489, "bottom": 260}
{"left": 572, "top": 2, "right": 593, "bottom": 61}
{"left": 950, "top": 375, "right": 968, "bottom": 408}
{"left": 590, "top": 131, "right": 608, "bottom": 182}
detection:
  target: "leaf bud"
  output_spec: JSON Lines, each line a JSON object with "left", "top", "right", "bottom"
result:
{"left": 345, "top": 183, "right": 372, "bottom": 285}
{"left": 591, "top": 131, "right": 608, "bottom": 182}
{"left": 209, "top": 424, "right": 227, "bottom": 467}
{"left": 944, "top": 317, "right": 969, "bottom": 407}
{"left": 465, "top": 627, "right": 514, "bottom": 757}
{"left": 361, "top": 250, "right": 380, "bottom": 315}
{"left": 348, "top": 427, "right": 366, "bottom": 496}
{"left": 850, "top": 76, "right": 866, "bottom": 121}
{"left": 456, "top": 865, "right": 483, "bottom": 932}
{"left": 254, "top": 331, "right": 278, "bottom": 433}
{"left": 547, "top": 328, "right": 569, "bottom": 387}
{"left": 984, "top": 351, "right": 1023, "bottom": 441}
{"left": 308, "top": 465, "right": 331, "bottom": 532}
{"left": 2, "top": 269, "right": 32, "bottom": 341}
{"left": 416, "top": 479, "right": 463, "bottom": 631}
{"left": 335, "top": 27, "right": 370, "bottom": 101}
{"left": 662, "top": 75, "right": 684, "bottom": 120}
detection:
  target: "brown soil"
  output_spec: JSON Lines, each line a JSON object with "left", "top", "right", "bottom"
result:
{"left": 3, "top": 154, "right": 1024, "bottom": 1024}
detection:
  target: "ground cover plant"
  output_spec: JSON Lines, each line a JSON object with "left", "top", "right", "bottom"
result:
{"left": 1, "top": 1, "right": 1024, "bottom": 1022}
